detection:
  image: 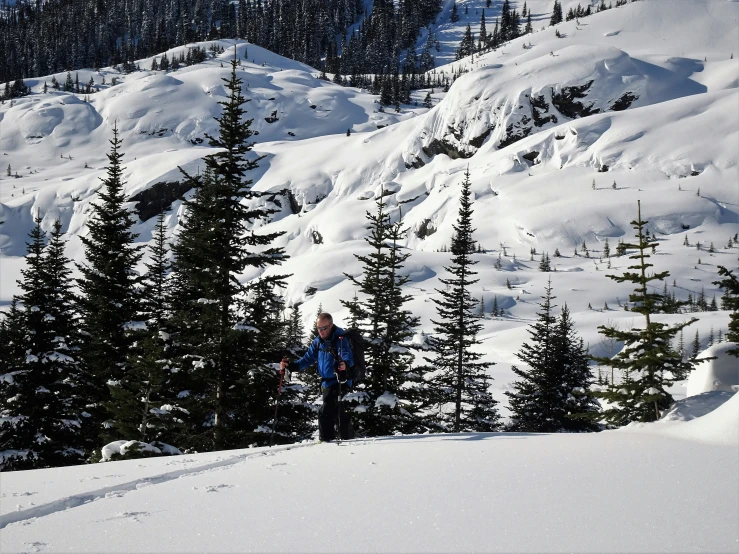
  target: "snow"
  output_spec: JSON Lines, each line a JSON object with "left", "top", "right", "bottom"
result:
{"left": 686, "top": 342, "right": 739, "bottom": 396}
{"left": 0, "top": 1, "right": 738, "bottom": 549}
{"left": 0, "top": 398, "right": 737, "bottom": 552}
{"left": 100, "top": 440, "right": 183, "bottom": 461}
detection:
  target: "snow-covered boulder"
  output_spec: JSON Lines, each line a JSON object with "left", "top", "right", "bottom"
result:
{"left": 100, "top": 440, "right": 182, "bottom": 462}
{"left": 686, "top": 343, "right": 739, "bottom": 397}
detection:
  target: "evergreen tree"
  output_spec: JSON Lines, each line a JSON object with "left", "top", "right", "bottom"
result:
{"left": 506, "top": 281, "right": 599, "bottom": 433}
{"left": 478, "top": 11, "right": 487, "bottom": 51}
{"left": 692, "top": 330, "right": 701, "bottom": 358}
{"left": 108, "top": 213, "right": 180, "bottom": 449}
{"left": 713, "top": 266, "right": 739, "bottom": 356}
{"left": 539, "top": 252, "right": 551, "bottom": 272}
{"left": 550, "top": 0, "right": 563, "bottom": 25}
{"left": 589, "top": 201, "right": 699, "bottom": 426}
{"left": 169, "top": 56, "right": 287, "bottom": 451}
{"left": 456, "top": 24, "right": 475, "bottom": 60}
{"left": 450, "top": 2, "right": 460, "bottom": 23}
{"left": 423, "top": 91, "right": 433, "bottom": 108}
{"left": 342, "top": 198, "right": 423, "bottom": 436}
{"left": 425, "top": 169, "right": 500, "bottom": 432}
{"left": 0, "top": 219, "right": 89, "bottom": 470}
{"left": 555, "top": 304, "right": 601, "bottom": 430}
{"left": 77, "top": 124, "right": 144, "bottom": 446}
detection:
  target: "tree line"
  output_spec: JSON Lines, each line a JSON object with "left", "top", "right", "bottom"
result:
{"left": 1, "top": 56, "right": 738, "bottom": 471}
{"left": 0, "top": 0, "right": 441, "bottom": 90}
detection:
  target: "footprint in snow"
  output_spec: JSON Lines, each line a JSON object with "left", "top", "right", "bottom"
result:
{"left": 196, "top": 484, "right": 235, "bottom": 493}
{"left": 23, "top": 541, "right": 48, "bottom": 552}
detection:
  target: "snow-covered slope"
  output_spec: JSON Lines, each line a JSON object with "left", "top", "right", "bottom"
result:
{"left": 0, "top": 0, "right": 738, "bottom": 410}
{"left": 0, "top": 392, "right": 737, "bottom": 552}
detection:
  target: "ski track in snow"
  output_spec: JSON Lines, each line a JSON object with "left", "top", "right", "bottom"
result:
{"left": 0, "top": 441, "right": 323, "bottom": 530}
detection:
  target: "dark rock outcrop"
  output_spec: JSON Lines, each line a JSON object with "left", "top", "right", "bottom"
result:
{"left": 551, "top": 80, "right": 599, "bottom": 119}
{"left": 130, "top": 180, "right": 192, "bottom": 222}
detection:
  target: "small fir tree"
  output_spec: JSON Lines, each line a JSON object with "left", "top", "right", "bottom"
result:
{"left": 589, "top": 201, "right": 699, "bottom": 426}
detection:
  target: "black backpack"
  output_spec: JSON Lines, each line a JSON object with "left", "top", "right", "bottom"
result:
{"left": 338, "top": 328, "right": 366, "bottom": 382}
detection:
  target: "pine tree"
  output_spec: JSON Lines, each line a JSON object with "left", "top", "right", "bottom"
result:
{"left": 550, "top": 0, "right": 563, "bottom": 25}
{"left": 169, "top": 55, "right": 287, "bottom": 451}
{"left": 423, "top": 91, "right": 433, "bottom": 108}
{"left": 450, "top": 2, "right": 460, "bottom": 23}
{"left": 692, "top": 330, "right": 701, "bottom": 358}
{"left": 77, "top": 124, "right": 144, "bottom": 446}
{"left": 556, "top": 304, "right": 601, "bottom": 430}
{"left": 425, "top": 169, "right": 500, "bottom": 432}
{"left": 108, "top": 213, "right": 180, "bottom": 450}
{"left": 589, "top": 201, "right": 699, "bottom": 426}
{"left": 0, "top": 219, "right": 89, "bottom": 470}
{"left": 539, "top": 252, "right": 552, "bottom": 272}
{"left": 478, "top": 11, "right": 487, "bottom": 51}
{"left": 506, "top": 281, "right": 599, "bottom": 432}
{"left": 713, "top": 266, "right": 739, "bottom": 356}
{"left": 342, "top": 198, "right": 423, "bottom": 436}
{"left": 456, "top": 24, "right": 475, "bottom": 60}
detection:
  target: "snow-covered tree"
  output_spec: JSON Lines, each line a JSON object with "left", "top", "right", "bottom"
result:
{"left": 0, "top": 220, "right": 89, "bottom": 470}
{"left": 77, "top": 124, "right": 144, "bottom": 443}
{"left": 168, "top": 56, "right": 288, "bottom": 451}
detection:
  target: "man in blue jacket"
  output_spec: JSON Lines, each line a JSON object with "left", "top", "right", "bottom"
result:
{"left": 280, "top": 312, "right": 355, "bottom": 441}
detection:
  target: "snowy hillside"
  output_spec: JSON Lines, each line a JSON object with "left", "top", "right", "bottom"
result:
{"left": 0, "top": 0, "right": 738, "bottom": 409}
{"left": 1, "top": 387, "right": 737, "bottom": 552}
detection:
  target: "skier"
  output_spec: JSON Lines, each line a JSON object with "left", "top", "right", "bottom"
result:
{"left": 280, "top": 312, "right": 355, "bottom": 441}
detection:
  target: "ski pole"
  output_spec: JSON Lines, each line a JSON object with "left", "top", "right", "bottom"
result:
{"left": 270, "top": 358, "right": 287, "bottom": 447}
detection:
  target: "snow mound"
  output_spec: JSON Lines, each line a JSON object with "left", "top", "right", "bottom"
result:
{"left": 627, "top": 391, "right": 739, "bottom": 446}
{"left": 661, "top": 391, "right": 736, "bottom": 422}
{"left": 101, "top": 440, "right": 182, "bottom": 461}
{"left": 686, "top": 342, "right": 739, "bottom": 396}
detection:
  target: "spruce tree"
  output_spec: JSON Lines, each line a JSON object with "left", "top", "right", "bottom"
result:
{"left": 550, "top": 0, "right": 563, "bottom": 25}
{"left": 169, "top": 56, "right": 287, "bottom": 451}
{"left": 342, "top": 198, "right": 423, "bottom": 436}
{"left": 108, "top": 213, "right": 180, "bottom": 450}
{"left": 77, "top": 124, "right": 144, "bottom": 445}
{"left": 456, "top": 24, "right": 475, "bottom": 60}
{"left": 506, "top": 281, "right": 597, "bottom": 432}
{"left": 713, "top": 266, "right": 739, "bottom": 356}
{"left": 0, "top": 219, "right": 89, "bottom": 470}
{"left": 425, "top": 169, "right": 500, "bottom": 432}
{"left": 555, "top": 304, "right": 601, "bottom": 430}
{"left": 450, "top": 2, "right": 460, "bottom": 23}
{"left": 589, "top": 201, "right": 699, "bottom": 425}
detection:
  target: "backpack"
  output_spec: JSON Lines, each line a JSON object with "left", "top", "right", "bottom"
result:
{"left": 339, "top": 328, "right": 366, "bottom": 382}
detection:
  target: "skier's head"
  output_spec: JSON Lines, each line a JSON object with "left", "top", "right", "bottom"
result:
{"left": 316, "top": 313, "right": 333, "bottom": 340}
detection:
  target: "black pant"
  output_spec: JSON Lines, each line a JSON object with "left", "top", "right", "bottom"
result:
{"left": 319, "top": 384, "right": 354, "bottom": 441}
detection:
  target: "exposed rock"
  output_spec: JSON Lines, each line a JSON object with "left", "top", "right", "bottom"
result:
{"left": 610, "top": 92, "right": 638, "bottom": 111}
{"left": 311, "top": 230, "right": 323, "bottom": 244}
{"left": 522, "top": 151, "right": 540, "bottom": 164}
{"left": 415, "top": 218, "right": 437, "bottom": 239}
{"left": 529, "top": 95, "right": 558, "bottom": 127}
{"left": 551, "top": 80, "right": 599, "bottom": 119}
{"left": 422, "top": 139, "right": 472, "bottom": 160}
{"left": 498, "top": 121, "right": 532, "bottom": 149}
{"left": 405, "top": 156, "right": 426, "bottom": 169}
{"left": 469, "top": 126, "right": 494, "bottom": 148}
{"left": 284, "top": 189, "right": 301, "bottom": 214}
{"left": 130, "top": 180, "right": 192, "bottom": 222}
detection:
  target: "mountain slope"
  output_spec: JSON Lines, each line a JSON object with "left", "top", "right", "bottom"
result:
{"left": 0, "top": 0, "right": 737, "bottom": 412}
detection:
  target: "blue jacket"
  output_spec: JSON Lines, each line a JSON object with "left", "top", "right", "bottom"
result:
{"left": 291, "top": 325, "right": 354, "bottom": 388}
